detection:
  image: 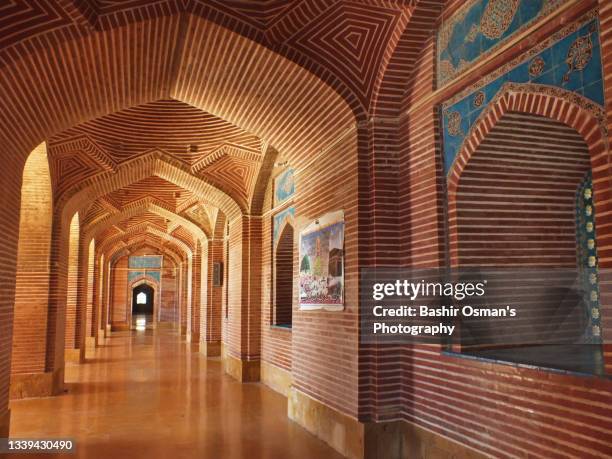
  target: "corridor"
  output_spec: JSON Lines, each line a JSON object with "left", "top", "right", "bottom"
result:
{"left": 8, "top": 329, "right": 342, "bottom": 459}
{"left": 2, "top": 1, "right": 612, "bottom": 457}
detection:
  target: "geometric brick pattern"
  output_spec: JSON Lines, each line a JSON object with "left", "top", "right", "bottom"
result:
{"left": 2, "top": 2, "right": 612, "bottom": 458}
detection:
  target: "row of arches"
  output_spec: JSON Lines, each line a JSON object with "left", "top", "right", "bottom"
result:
{"left": 8, "top": 139, "right": 301, "bottom": 400}
{"left": 2, "top": 2, "right": 612, "bottom": 457}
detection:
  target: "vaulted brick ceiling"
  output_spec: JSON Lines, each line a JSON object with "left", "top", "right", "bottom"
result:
{"left": 2, "top": 0, "right": 445, "bottom": 259}
{"left": 0, "top": 0, "right": 441, "bottom": 110}
{"left": 50, "top": 99, "right": 260, "bottom": 254}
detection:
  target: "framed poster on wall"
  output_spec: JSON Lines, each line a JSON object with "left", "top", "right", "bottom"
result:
{"left": 299, "top": 210, "right": 344, "bottom": 311}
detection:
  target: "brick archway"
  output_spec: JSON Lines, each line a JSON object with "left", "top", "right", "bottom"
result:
{"left": 100, "top": 226, "right": 194, "bottom": 259}
{"left": 84, "top": 199, "right": 210, "bottom": 245}
{"left": 128, "top": 276, "right": 160, "bottom": 327}
{"left": 59, "top": 152, "right": 244, "bottom": 227}
{"left": 273, "top": 221, "right": 294, "bottom": 327}
{"left": 447, "top": 83, "right": 609, "bottom": 194}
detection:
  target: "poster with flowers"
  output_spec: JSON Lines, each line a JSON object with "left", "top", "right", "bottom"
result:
{"left": 299, "top": 210, "right": 344, "bottom": 311}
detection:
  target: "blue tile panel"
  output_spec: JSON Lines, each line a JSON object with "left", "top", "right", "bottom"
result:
{"left": 274, "top": 168, "right": 295, "bottom": 205}
{"left": 437, "top": 0, "right": 568, "bottom": 86}
{"left": 128, "top": 256, "right": 162, "bottom": 269}
{"left": 128, "top": 270, "right": 161, "bottom": 283}
{"left": 441, "top": 14, "right": 603, "bottom": 174}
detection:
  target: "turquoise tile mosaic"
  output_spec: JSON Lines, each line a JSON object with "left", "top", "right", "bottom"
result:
{"left": 437, "top": 0, "right": 568, "bottom": 86}
{"left": 128, "top": 255, "right": 162, "bottom": 269}
{"left": 576, "top": 173, "right": 601, "bottom": 344}
{"left": 441, "top": 11, "right": 603, "bottom": 175}
{"left": 128, "top": 270, "right": 161, "bottom": 283}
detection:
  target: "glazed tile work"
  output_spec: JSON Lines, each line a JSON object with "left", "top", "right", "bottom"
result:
{"left": 127, "top": 256, "right": 162, "bottom": 282}
{"left": 441, "top": 11, "right": 604, "bottom": 174}
{"left": 128, "top": 256, "right": 162, "bottom": 269}
{"left": 437, "top": 0, "right": 568, "bottom": 86}
{"left": 127, "top": 270, "right": 161, "bottom": 283}
{"left": 273, "top": 206, "right": 295, "bottom": 245}
{"left": 274, "top": 168, "right": 295, "bottom": 206}
{"left": 576, "top": 173, "right": 601, "bottom": 344}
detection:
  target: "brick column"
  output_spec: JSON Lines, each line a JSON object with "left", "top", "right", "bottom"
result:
{"left": 100, "top": 256, "right": 111, "bottom": 339}
{"left": 75, "top": 236, "right": 95, "bottom": 361}
{"left": 64, "top": 213, "right": 81, "bottom": 362}
{"left": 0, "top": 152, "right": 24, "bottom": 436}
{"left": 222, "top": 215, "right": 262, "bottom": 382}
{"left": 201, "top": 238, "right": 223, "bottom": 356}
{"left": 180, "top": 260, "right": 190, "bottom": 336}
{"left": 190, "top": 242, "right": 202, "bottom": 344}
{"left": 9, "top": 143, "right": 61, "bottom": 399}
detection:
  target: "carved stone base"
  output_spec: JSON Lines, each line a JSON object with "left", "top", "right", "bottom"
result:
{"left": 221, "top": 344, "right": 260, "bottom": 382}
{"left": 85, "top": 337, "right": 96, "bottom": 360}
{"left": 261, "top": 361, "right": 291, "bottom": 396}
{"left": 288, "top": 387, "right": 487, "bottom": 459}
{"left": 111, "top": 322, "right": 129, "bottom": 331}
{"left": 64, "top": 348, "right": 81, "bottom": 364}
{"left": 200, "top": 340, "right": 221, "bottom": 357}
{"left": 10, "top": 367, "right": 64, "bottom": 399}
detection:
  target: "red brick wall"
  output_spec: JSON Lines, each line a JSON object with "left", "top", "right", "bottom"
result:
{"left": 204, "top": 239, "right": 223, "bottom": 343}
{"left": 197, "top": 241, "right": 208, "bottom": 339}
{"left": 180, "top": 261, "right": 188, "bottom": 332}
{"left": 0, "top": 145, "right": 24, "bottom": 426}
{"left": 598, "top": 0, "right": 612, "bottom": 374}
{"left": 191, "top": 242, "right": 202, "bottom": 340}
{"left": 75, "top": 236, "right": 94, "bottom": 352}
{"left": 85, "top": 241, "right": 95, "bottom": 338}
{"left": 450, "top": 111, "right": 593, "bottom": 348}
{"left": 100, "top": 256, "right": 110, "bottom": 333}
{"left": 224, "top": 220, "right": 242, "bottom": 355}
{"left": 223, "top": 216, "right": 262, "bottom": 360}
{"left": 11, "top": 143, "right": 52, "bottom": 375}
{"left": 291, "top": 131, "right": 360, "bottom": 418}
{"left": 380, "top": 5, "right": 612, "bottom": 456}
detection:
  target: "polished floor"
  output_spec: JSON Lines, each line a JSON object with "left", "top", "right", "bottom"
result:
{"left": 9, "top": 328, "right": 343, "bottom": 459}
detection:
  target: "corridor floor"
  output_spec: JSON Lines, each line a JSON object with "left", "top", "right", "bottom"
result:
{"left": 8, "top": 329, "right": 344, "bottom": 459}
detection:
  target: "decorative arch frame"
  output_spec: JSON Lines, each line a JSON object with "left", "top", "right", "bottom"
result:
{"left": 84, "top": 198, "right": 211, "bottom": 243}
{"left": 274, "top": 215, "right": 296, "bottom": 253}
{"left": 447, "top": 83, "right": 610, "bottom": 267}
{"left": 272, "top": 216, "right": 295, "bottom": 327}
{"left": 445, "top": 82, "right": 612, "bottom": 348}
